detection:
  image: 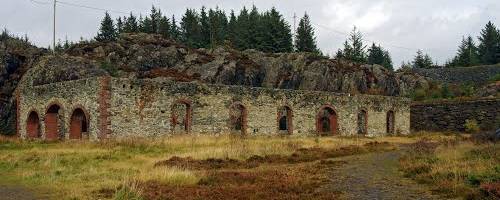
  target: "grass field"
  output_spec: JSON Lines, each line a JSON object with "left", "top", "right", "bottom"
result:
{"left": 0, "top": 133, "right": 497, "bottom": 199}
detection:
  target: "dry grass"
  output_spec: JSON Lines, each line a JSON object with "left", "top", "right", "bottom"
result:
{"left": 0, "top": 133, "right": 455, "bottom": 199}
{"left": 400, "top": 138, "right": 500, "bottom": 199}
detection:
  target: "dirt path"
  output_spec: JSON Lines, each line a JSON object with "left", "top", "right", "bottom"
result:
{"left": 0, "top": 185, "right": 40, "bottom": 200}
{"left": 324, "top": 150, "right": 445, "bottom": 200}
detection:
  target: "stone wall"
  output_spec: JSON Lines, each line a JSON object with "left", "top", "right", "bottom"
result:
{"left": 411, "top": 65, "right": 500, "bottom": 85}
{"left": 17, "top": 77, "right": 411, "bottom": 140}
{"left": 17, "top": 77, "right": 102, "bottom": 140}
{"left": 411, "top": 99, "right": 500, "bottom": 132}
{"left": 108, "top": 78, "right": 410, "bottom": 137}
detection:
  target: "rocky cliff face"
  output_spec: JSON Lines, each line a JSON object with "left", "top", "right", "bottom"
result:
{"left": 4, "top": 33, "right": 429, "bottom": 135}
{"left": 57, "top": 33, "right": 424, "bottom": 96}
{"left": 0, "top": 38, "right": 46, "bottom": 134}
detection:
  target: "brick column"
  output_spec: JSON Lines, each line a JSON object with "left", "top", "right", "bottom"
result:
{"left": 98, "top": 76, "right": 111, "bottom": 140}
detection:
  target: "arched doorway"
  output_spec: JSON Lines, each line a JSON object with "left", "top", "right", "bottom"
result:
{"left": 45, "top": 104, "right": 63, "bottom": 140}
{"left": 26, "top": 111, "right": 40, "bottom": 139}
{"left": 278, "top": 106, "right": 293, "bottom": 135}
{"left": 316, "top": 106, "right": 338, "bottom": 136}
{"left": 69, "top": 108, "right": 88, "bottom": 139}
{"left": 229, "top": 102, "right": 247, "bottom": 135}
{"left": 387, "top": 111, "right": 395, "bottom": 135}
{"left": 171, "top": 100, "right": 192, "bottom": 133}
{"left": 357, "top": 110, "right": 368, "bottom": 135}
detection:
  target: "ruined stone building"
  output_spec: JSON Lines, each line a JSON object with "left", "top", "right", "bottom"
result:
{"left": 16, "top": 76, "right": 410, "bottom": 140}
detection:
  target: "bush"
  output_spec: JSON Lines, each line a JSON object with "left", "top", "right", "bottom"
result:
{"left": 465, "top": 119, "right": 480, "bottom": 134}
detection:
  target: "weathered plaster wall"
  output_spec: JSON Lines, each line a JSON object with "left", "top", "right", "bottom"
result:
{"left": 411, "top": 99, "right": 500, "bottom": 132}
{"left": 109, "top": 78, "right": 410, "bottom": 138}
{"left": 17, "top": 78, "right": 102, "bottom": 140}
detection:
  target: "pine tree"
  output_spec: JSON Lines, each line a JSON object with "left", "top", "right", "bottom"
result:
{"left": 451, "top": 36, "right": 480, "bottom": 67}
{"left": 140, "top": 16, "right": 154, "bottom": 33}
{"left": 181, "top": 9, "right": 202, "bottom": 48}
{"left": 226, "top": 10, "right": 238, "bottom": 47}
{"left": 95, "top": 12, "right": 117, "bottom": 42}
{"left": 170, "top": 15, "right": 182, "bottom": 41}
{"left": 235, "top": 7, "right": 250, "bottom": 50}
{"left": 116, "top": 17, "right": 124, "bottom": 33}
{"left": 294, "top": 13, "right": 319, "bottom": 53}
{"left": 149, "top": 6, "right": 162, "bottom": 34}
{"left": 413, "top": 50, "right": 433, "bottom": 68}
{"left": 199, "top": 7, "right": 210, "bottom": 48}
{"left": 478, "top": 21, "right": 500, "bottom": 65}
{"left": 367, "top": 43, "right": 393, "bottom": 70}
{"left": 123, "top": 13, "right": 138, "bottom": 33}
{"left": 158, "top": 16, "right": 171, "bottom": 38}
{"left": 260, "top": 7, "right": 293, "bottom": 53}
{"left": 341, "top": 27, "right": 366, "bottom": 63}
{"left": 208, "top": 8, "right": 228, "bottom": 48}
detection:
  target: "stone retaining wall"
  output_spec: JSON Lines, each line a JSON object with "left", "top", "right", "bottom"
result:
{"left": 411, "top": 99, "right": 500, "bottom": 132}
{"left": 411, "top": 65, "right": 500, "bottom": 85}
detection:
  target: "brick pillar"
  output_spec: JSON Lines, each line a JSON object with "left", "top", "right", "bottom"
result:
{"left": 98, "top": 76, "right": 111, "bottom": 140}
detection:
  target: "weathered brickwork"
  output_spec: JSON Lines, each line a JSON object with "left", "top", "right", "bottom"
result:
{"left": 17, "top": 77, "right": 411, "bottom": 140}
{"left": 411, "top": 99, "right": 500, "bottom": 132}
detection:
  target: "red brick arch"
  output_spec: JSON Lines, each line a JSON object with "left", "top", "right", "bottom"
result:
{"left": 316, "top": 105, "right": 338, "bottom": 136}
{"left": 229, "top": 102, "right": 248, "bottom": 135}
{"left": 26, "top": 110, "right": 41, "bottom": 139}
{"left": 277, "top": 105, "right": 293, "bottom": 135}
{"left": 69, "top": 106, "right": 90, "bottom": 140}
{"left": 171, "top": 99, "right": 193, "bottom": 133}
{"left": 45, "top": 102, "right": 64, "bottom": 141}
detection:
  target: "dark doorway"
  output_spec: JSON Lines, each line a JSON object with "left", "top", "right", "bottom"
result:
{"left": 316, "top": 106, "right": 338, "bottom": 136}
{"left": 278, "top": 106, "right": 293, "bottom": 135}
{"left": 45, "top": 104, "right": 62, "bottom": 140}
{"left": 171, "top": 100, "right": 192, "bottom": 133}
{"left": 387, "top": 111, "right": 395, "bottom": 135}
{"left": 230, "top": 103, "right": 247, "bottom": 135}
{"left": 357, "top": 110, "right": 368, "bottom": 135}
{"left": 27, "top": 111, "right": 40, "bottom": 138}
{"left": 69, "top": 108, "right": 88, "bottom": 139}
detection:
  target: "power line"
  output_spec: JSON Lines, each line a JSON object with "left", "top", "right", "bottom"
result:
{"left": 29, "top": 0, "right": 131, "bottom": 14}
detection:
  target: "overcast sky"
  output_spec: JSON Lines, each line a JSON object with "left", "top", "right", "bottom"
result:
{"left": 1, "top": 0, "right": 499, "bottom": 67}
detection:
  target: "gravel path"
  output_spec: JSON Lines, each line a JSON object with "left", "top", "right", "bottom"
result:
{"left": 325, "top": 151, "right": 446, "bottom": 200}
{"left": 0, "top": 185, "right": 40, "bottom": 200}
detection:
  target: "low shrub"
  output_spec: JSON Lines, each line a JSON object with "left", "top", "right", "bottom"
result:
{"left": 465, "top": 119, "right": 480, "bottom": 134}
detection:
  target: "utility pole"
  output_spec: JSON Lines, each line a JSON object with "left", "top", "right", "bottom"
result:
{"left": 53, "top": 0, "right": 56, "bottom": 53}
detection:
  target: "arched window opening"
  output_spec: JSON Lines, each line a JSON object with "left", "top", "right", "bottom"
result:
{"left": 229, "top": 103, "right": 247, "bottom": 135}
{"left": 357, "top": 110, "right": 368, "bottom": 135}
{"left": 171, "top": 100, "right": 192, "bottom": 133}
{"left": 45, "top": 104, "right": 63, "bottom": 140}
{"left": 316, "top": 106, "right": 338, "bottom": 136}
{"left": 278, "top": 106, "right": 293, "bottom": 134}
{"left": 387, "top": 111, "right": 395, "bottom": 135}
{"left": 70, "top": 108, "right": 88, "bottom": 140}
{"left": 27, "top": 111, "right": 41, "bottom": 138}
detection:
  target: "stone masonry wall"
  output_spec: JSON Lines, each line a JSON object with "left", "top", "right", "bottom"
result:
{"left": 17, "top": 77, "right": 102, "bottom": 140}
{"left": 109, "top": 78, "right": 410, "bottom": 137}
{"left": 17, "top": 77, "right": 411, "bottom": 140}
{"left": 411, "top": 99, "right": 500, "bottom": 132}
{"left": 411, "top": 65, "right": 500, "bottom": 85}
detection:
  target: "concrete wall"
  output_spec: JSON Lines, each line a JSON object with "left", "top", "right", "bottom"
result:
{"left": 411, "top": 98, "right": 500, "bottom": 132}
{"left": 17, "top": 77, "right": 411, "bottom": 140}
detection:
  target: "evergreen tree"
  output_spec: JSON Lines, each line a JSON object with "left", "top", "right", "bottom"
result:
{"left": 478, "top": 21, "right": 500, "bottom": 65}
{"left": 294, "top": 13, "right": 319, "bottom": 53}
{"left": 367, "top": 43, "right": 393, "bottom": 70}
{"left": 341, "top": 27, "right": 366, "bottom": 63}
{"left": 207, "top": 8, "right": 227, "bottom": 48}
{"left": 116, "top": 17, "right": 124, "bottom": 33}
{"left": 450, "top": 36, "right": 480, "bottom": 67}
{"left": 140, "top": 16, "right": 154, "bottom": 33}
{"left": 235, "top": 7, "right": 250, "bottom": 50}
{"left": 261, "top": 7, "right": 293, "bottom": 53}
{"left": 226, "top": 10, "right": 238, "bottom": 47}
{"left": 95, "top": 12, "right": 118, "bottom": 42}
{"left": 158, "top": 16, "right": 171, "bottom": 38}
{"left": 247, "top": 6, "right": 262, "bottom": 50}
{"left": 123, "top": 13, "right": 139, "bottom": 33}
{"left": 199, "top": 7, "right": 210, "bottom": 48}
{"left": 170, "top": 15, "right": 182, "bottom": 41}
{"left": 149, "top": 6, "right": 162, "bottom": 34}
{"left": 180, "top": 9, "right": 202, "bottom": 48}
{"left": 412, "top": 50, "right": 433, "bottom": 68}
